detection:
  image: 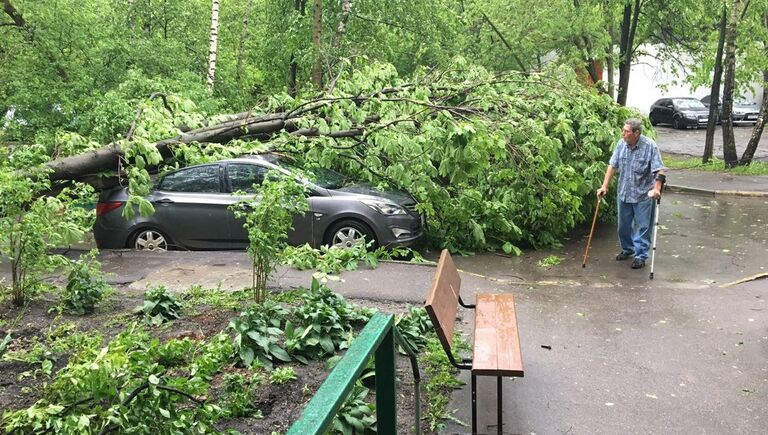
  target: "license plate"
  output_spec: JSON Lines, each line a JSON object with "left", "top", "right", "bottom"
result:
{"left": 747, "top": 115, "right": 758, "bottom": 120}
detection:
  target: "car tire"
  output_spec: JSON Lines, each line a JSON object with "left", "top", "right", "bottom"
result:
{"left": 324, "top": 219, "right": 377, "bottom": 250}
{"left": 130, "top": 228, "right": 171, "bottom": 252}
{"left": 649, "top": 115, "right": 658, "bottom": 126}
{"left": 673, "top": 116, "right": 684, "bottom": 130}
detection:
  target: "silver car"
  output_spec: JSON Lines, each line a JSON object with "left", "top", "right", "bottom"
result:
{"left": 700, "top": 95, "right": 760, "bottom": 125}
{"left": 93, "top": 154, "right": 424, "bottom": 251}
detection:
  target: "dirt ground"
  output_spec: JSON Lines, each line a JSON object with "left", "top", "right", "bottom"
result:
{"left": 0, "top": 282, "right": 430, "bottom": 434}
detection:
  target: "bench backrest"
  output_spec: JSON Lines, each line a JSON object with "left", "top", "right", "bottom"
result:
{"left": 425, "top": 249, "right": 462, "bottom": 356}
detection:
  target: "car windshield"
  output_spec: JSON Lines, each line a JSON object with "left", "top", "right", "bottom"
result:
{"left": 674, "top": 99, "right": 706, "bottom": 110}
{"left": 734, "top": 96, "right": 755, "bottom": 105}
{"left": 275, "top": 157, "right": 348, "bottom": 189}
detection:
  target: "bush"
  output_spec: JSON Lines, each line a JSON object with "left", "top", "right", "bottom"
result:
{"left": 142, "top": 285, "right": 183, "bottom": 324}
{"left": 229, "top": 300, "right": 291, "bottom": 370}
{"left": 62, "top": 250, "right": 111, "bottom": 315}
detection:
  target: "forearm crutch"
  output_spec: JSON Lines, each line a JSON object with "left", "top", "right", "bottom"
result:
{"left": 582, "top": 198, "right": 602, "bottom": 268}
{"left": 649, "top": 176, "right": 667, "bottom": 279}
{"left": 649, "top": 194, "right": 662, "bottom": 279}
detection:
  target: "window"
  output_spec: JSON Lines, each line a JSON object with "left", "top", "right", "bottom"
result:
{"left": 227, "top": 163, "right": 269, "bottom": 193}
{"left": 159, "top": 165, "right": 221, "bottom": 193}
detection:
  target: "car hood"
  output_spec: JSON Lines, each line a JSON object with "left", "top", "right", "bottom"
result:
{"left": 331, "top": 184, "right": 414, "bottom": 204}
{"left": 679, "top": 107, "right": 709, "bottom": 114}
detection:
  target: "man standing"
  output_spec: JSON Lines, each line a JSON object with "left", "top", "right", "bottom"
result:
{"left": 597, "top": 118, "right": 665, "bottom": 269}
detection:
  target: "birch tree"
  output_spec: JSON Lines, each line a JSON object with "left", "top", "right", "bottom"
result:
{"left": 207, "top": 0, "right": 221, "bottom": 90}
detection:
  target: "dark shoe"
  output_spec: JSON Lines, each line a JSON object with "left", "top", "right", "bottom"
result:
{"left": 616, "top": 251, "right": 633, "bottom": 261}
{"left": 631, "top": 258, "right": 646, "bottom": 269}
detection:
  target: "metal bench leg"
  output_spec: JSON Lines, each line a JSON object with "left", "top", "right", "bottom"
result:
{"left": 497, "top": 376, "right": 503, "bottom": 435}
{"left": 471, "top": 374, "right": 477, "bottom": 435}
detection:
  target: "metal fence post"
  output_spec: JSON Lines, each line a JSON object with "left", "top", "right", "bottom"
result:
{"left": 375, "top": 325, "right": 397, "bottom": 434}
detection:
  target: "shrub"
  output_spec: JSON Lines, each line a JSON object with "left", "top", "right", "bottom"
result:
{"left": 229, "top": 301, "right": 291, "bottom": 370}
{"left": 62, "top": 250, "right": 111, "bottom": 315}
{"left": 142, "top": 285, "right": 183, "bottom": 324}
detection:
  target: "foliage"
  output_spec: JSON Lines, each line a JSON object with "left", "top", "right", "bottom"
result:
{"left": 142, "top": 286, "right": 184, "bottom": 325}
{"left": 2, "top": 325, "right": 233, "bottom": 433}
{"left": 284, "top": 279, "right": 370, "bottom": 363}
{"left": 537, "top": 255, "right": 563, "bottom": 268}
{"left": 281, "top": 242, "right": 419, "bottom": 278}
{"left": 182, "top": 284, "right": 252, "bottom": 314}
{"left": 421, "top": 332, "right": 471, "bottom": 432}
{"left": 229, "top": 301, "right": 291, "bottom": 370}
{"left": 663, "top": 154, "right": 768, "bottom": 176}
{"left": 395, "top": 306, "right": 432, "bottom": 353}
{"left": 276, "top": 60, "right": 634, "bottom": 251}
{"left": 1, "top": 336, "right": 56, "bottom": 379}
{"left": 331, "top": 382, "right": 377, "bottom": 435}
{"left": 0, "top": 163, "right": 94, "bottom": 305}
{"left": 230, "top": 172, "right": 309, "bottom": 302}
{"left": 220, "top": 372, "right": 263, "bottom": 418}
{"left": 61, "top": 250, "right": 112, "bottom": 315}
{"left": 269, "top": 367, "right": 297, "bottom": 385}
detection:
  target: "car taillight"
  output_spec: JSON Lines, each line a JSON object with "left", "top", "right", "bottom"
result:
{"left": 96, "top": 201, "right": 124, "bottom": 216}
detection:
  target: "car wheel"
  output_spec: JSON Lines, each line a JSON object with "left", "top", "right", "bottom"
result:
{"left": 130, "top": 228, "right": 170, "bottom": 252}
{"left": 673, "top": 116, "right": 684, "bottom": 129}
{"left": 649, "top": 115, "right": 658, "bottom": 126}
{"left": 324, "top": 220, "right": 376, "bottom": 249}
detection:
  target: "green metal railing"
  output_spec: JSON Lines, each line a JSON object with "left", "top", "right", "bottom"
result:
{"left": 287, "top": 312, "right": 421, "bottom": 435}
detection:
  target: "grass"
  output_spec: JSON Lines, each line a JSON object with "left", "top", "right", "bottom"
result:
{"left": 662, "top": 154, "right": 768, "bottom": 176}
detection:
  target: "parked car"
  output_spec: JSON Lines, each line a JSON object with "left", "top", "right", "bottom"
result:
{"left": 93, "top": 154, "right": 425, "bottom": 251}
{"left": 649, "top": 97, "right": 709, "bottom": 129}
{"left": 700, "top": 94, "right": 760, "bottom": 125}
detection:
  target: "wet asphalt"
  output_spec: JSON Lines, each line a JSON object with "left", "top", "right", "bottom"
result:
{"left": 654, "top": 124, "right": 767, "bottom": 162}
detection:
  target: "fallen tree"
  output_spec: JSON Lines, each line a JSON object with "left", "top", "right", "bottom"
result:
{"left": 12, "top": 60, "right": 638, "bottom": 252}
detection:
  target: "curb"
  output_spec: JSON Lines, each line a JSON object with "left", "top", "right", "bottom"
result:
{"left": 666, "top": 184, "right": 768, "bottom": 198}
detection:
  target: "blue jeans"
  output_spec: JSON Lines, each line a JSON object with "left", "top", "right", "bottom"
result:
{"left": 617, "top": 198, "right": 655, "bottom": 260}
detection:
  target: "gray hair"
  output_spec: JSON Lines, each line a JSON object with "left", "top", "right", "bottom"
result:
{"left": 625, "top": 118, "right": 643, "bottom": 134}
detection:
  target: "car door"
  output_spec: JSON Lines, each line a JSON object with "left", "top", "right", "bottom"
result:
{"left": 661, "top": 99, "right": 675, "bottom": 124}
{"left": 151, "top": 164, "right": 235, "bottom": 249}
{"left": 224, "top": 162, "right": 315, "bottom": 248}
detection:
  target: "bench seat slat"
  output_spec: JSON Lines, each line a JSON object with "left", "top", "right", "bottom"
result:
{"left": 472, "top": 293, "right": 524, "bottom": 377}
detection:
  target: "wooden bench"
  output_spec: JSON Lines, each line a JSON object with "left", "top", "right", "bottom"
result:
{"left": 425, "top": 249, "right": 523, "bottom": 435}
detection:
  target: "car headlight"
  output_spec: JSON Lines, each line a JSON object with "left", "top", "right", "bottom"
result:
{"left": 360, "top": 199, "right": 407, "bottom": 215}
{"left": 734, "top": 109, "right": 745, "bottom": 115}
{"left": 684, "top": 113, "right": 697, "bottom": 119}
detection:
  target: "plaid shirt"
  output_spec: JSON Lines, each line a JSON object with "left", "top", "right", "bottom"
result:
{"left": 609, "top": 135, "right": 665, "bottom": 203}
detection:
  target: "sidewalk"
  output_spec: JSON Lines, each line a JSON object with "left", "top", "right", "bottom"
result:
{"left": 664, "top": 167, "right": 768, "bottom": 197}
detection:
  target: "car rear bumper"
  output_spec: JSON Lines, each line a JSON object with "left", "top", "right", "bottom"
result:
{"left": 93, "top": 219, "right": 131, "bottom": 249}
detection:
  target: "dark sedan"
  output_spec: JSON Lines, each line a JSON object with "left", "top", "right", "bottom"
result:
{"left": 649, "top": 97, "right": 709, "bottom": 129}
{"left": 94, "top": 154, "right": 424, "bottom": 251}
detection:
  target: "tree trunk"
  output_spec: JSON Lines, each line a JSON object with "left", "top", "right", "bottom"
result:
{"left": 235, "top": 0, "right": 255, "bottom": 85}
{"left": 311, "top": 0, "right": 323, "bottom": 89}
{"left": 739, "top": 11, "right": 768, "bottom": 165}
{"left": 604, "top": 0, "right": 616, "bottom": 99}
{"left": 289, "top": 0, "right": 307, "bottom": 97}
{"left": 721, "top": 0, "right": 740, "bottom": 168}
{"left": 617, "top": 0, "right": 640, "bottom": 106}
{"left": 704, "top": 2, "right": 728, "bottom": 164}
{"left": 206, "top": 0, "right": 220, "bottom": 90}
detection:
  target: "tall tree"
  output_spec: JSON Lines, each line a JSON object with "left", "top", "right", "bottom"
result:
{"left": 721, "top": 0, "right": 741, "bottom": 168}
{"left": 311, "top": 0, "right": 323, "bottom": 88}
{"left": 207, "top": 0, "right": 221, "bottom": 90}
{"left": 617, "top": 0, "right": 640, "bottom": 106}
{"left": 739, "top": 9, "right": 768, "bottom": 165}
{"left": 703, "top": 2, "right": 728, "bottom": 164}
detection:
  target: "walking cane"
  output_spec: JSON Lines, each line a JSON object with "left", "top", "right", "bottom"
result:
{"left": 649, "top": 182, "right": 665, "bottom": 279}
{"left": 582, "top": 198, "right": 602, "bottom": 268}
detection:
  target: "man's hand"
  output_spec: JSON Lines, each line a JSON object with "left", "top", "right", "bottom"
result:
{"left": 596, "top": 186, "right": 608, "bottom": 198}
{"left": 648, "top": 189, "right": 661, "bottom": 200}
